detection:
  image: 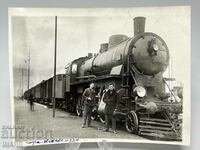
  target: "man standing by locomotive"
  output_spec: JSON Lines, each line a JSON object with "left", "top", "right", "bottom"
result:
{"left": 81, "top": 82, "right": 96, "bottom": 128}
{"left": 29, "top": 92, "right": 34, "bottom": 111}
{"left": 103, "top": 83, "right": 117, "bottom": 133}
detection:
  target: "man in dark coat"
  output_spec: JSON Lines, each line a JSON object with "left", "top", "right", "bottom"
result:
{"left": 103, "top": 83, "right": 117, "bottom": 133}
{"left": 29, "top": 92, "right": 34, "bottom": 111}
{"left": 81, "top": 82, "right": 96, "bottom": 128}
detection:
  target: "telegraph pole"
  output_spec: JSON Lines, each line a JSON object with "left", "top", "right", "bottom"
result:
{"left": 25, "top": 47, "right": 31, "bottom": 103}
{"left": 27, "top": 48, "right": 30, "bottom": 90}
{"left": 53, "top": 16, "right": 57, "bottom": 118}
{"left": 21, "top": 67, "right": 24, "bottom": 100}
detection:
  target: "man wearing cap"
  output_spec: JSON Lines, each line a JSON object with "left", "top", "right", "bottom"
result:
{"left": 103, "top": 83, "right": 117, "bottom": 133}
{"left": 81, "top": 82, "right": 96, "bottom": 128}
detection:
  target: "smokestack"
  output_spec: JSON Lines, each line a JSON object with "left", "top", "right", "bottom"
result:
{"left": 134, "top": 17, "right": 146, "bottom": 36}
{"left": 88, "top": 53, "right": 93, "bottom": 58}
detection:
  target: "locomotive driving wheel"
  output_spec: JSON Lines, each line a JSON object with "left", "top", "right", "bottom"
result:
{"left": 76, "top": 96, "right": 82, "bottom": 116}
{"left": 99, "top": 114, "right": 106, "bottom": 124}
{"left": 125, "top": 111, "right": 139, "bottom": 134}
{"left": 76, "top": 104, "right": 82, "bottom": 116}
{"left": 91, "top": 107, "right": 98, "bottom": 120}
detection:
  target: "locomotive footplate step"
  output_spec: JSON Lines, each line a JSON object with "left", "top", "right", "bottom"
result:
{"left": 139, "top": 120, "right": 171, "bottom": 127}
{"left": 138, "top": 115, "right": 181, "bottom": 141}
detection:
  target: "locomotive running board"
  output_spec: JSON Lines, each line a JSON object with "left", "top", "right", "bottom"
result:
{"left": 71, "top": 74, "right": 121, "bottom": 85}
{"left": 75, "top": 75, "right": 96, "bottom": 79}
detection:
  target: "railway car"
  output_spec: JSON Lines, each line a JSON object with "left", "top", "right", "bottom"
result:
{"left": 24, "top": 74, "right": 66, "bottom": 108}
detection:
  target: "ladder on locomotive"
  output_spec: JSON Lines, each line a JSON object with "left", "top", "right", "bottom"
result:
{"left": 121, "top": 53, "right": 133, "bottom": 111}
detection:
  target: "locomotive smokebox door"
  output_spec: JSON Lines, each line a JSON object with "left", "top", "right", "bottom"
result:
{"left": 131, "top": 33, "right": 169, "bottom": 75}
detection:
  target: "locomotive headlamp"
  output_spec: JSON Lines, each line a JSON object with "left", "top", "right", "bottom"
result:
{"left": 153, "top": 43, "right": 159, "bottom": 51}
{"left": 133, "top": 86, "right": 146, "bottom": 97}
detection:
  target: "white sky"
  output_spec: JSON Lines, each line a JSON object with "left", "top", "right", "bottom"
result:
{"left": 11, "top": 6, "right": 190, "bottom": 88}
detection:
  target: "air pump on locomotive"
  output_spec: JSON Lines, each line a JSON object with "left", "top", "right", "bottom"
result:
{"left": 24, "top": 17, "right": 182, "bottom": 140}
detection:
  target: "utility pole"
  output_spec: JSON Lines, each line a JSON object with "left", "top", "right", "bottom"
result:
{"left": 27, "top": 47, "right": 30, "bottom": 91}
{"left": 21, "top": 66, "right": 24, "bottom": 100}
{"left": 53, "top": 16, "right": 57, "bottom": 118}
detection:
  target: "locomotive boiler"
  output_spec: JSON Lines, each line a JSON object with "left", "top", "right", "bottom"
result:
{"left": 79, "top": 18, "right": 169, "bottom": 77}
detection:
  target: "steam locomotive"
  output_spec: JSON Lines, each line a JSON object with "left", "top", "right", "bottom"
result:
{"left": 24, "top": 17, "right": 182, "bottom": 140}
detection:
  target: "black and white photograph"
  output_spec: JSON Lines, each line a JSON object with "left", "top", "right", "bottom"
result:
{"left": 9, "top": 6, "right": 190, "bottom": 146}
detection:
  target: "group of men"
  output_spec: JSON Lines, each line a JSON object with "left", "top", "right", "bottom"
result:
{"left": 28, "top": 81, "right": 124, "bottom": 133}
{"left": 81, "top": 82, "right": 123, "bottom": 134}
